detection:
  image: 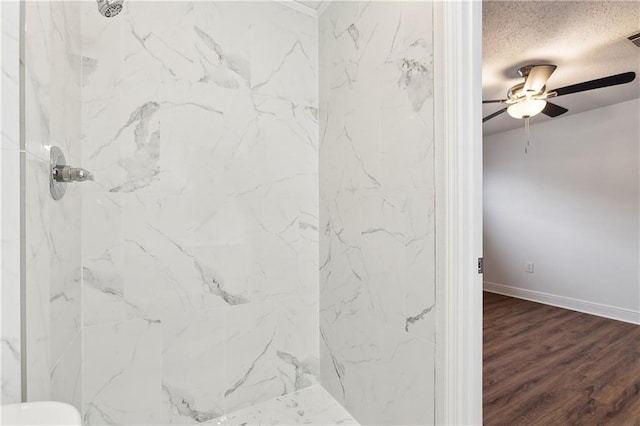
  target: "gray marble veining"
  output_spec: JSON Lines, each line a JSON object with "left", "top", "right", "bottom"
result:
{"left": 17, "top": 2, "right": 440, "bottom": 425}
{"left": 209, "top": 386, "right": 359, "bottom": 425}
{"left": 78, "top": 1, "right": 319, "bottom": 423}
{"left": 319, "top": 2, "right": 437, "bottom": 424}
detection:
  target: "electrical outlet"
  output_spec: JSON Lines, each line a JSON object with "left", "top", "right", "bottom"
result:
{"left": 526, "top": 262, "right": 534, "bottom": 273}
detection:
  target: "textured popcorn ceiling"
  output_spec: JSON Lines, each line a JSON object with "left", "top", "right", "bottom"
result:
{"left": 483, "top": 1, "right": 640, "bottom": 135}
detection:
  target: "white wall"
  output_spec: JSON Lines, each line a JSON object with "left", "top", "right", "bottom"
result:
{"left": 483, "top": 98, "right": 640, "bottom": 323}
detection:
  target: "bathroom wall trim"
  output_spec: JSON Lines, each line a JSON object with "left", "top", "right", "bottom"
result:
{"left": 434, "top": 1, "right": 483, "bottom": 424}
{"left": 484, "top": 281, "right": 640, "bottom": 325}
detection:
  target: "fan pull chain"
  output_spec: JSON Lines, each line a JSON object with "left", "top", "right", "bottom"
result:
{"left": 524, "top": 117, "right": 531, "bottom": 154}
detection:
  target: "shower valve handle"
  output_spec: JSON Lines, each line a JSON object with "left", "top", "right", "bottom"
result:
{"left": 50, "top": 146, "right": 92, "bottom": 200}
{"left": 53, "top": 165, "right": 94, "bottom": 183}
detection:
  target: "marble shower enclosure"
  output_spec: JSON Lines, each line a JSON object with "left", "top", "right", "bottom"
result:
{"left": 17, "top": 1, "right": 438, "bottom": 424}
{"left": 319, "top": 2, "right": 436, "bottom": 424}
{"left": 79, "top": 1, "right": 318, "bottom": 424}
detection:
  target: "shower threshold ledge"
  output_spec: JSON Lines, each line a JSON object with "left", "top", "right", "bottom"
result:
{"left": 207, "top": 385, "right": 359, "bottom": 425}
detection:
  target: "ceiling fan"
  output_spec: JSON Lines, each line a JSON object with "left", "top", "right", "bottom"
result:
{"left": 483, "top": 64, "right": 636, "bottom": 123}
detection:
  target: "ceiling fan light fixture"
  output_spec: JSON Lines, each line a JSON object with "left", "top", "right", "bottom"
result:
{"left": 507, "top": 99, "right": 547, "bottom": 119}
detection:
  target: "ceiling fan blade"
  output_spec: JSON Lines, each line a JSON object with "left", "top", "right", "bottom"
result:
{"left": 483, "top": 108, "right": 508, "bottom": 123}
{"left": 541, "top": 102, "right": 568, "bottom": 118}
{"left": 552, "top": 72, "right": 636, "bottom": 97}
{"left": 523, "top": 65, "right": 557, "bottom": 94}
{"left": 483, "top": 99, "right": 507, "bottom": 104}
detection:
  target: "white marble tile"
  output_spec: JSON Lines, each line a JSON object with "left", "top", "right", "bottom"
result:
{"left": 24, "top": 155, "right": 53, "bottom": 401}
{"left": 255, "top": 195, "right": 318, "bottom": 301}
{"left": 77, "top": 3, "right": 319, "bottom": 425}
{"left": 223, "top": 302, "right": 280, "bottom": 414}
{"left": 80, "top": 0, "right": 124, "bottom": 195}
{"left": 49, "top": 182, "right": 82, "bottom": 366}
{"left": 188, "top": 243, "right": 254, "bottom": 305}
{"left": 0, "top": 336, "right": 21, "bottom": 404}
{"left": 162, "top": 299, "right": 320, "bottom": 424}
{"left": 1, "top": 0, "right": 20, "bottom": 151}
{"left": 1, "top": 1, "right": 22, "bottom": 403}
{"left": 124, "top": 1, "right": 198, "bottom": 84}
{"left": 256, "top": 95, "right": 318, "bottom": 184}
{"left": 122, "top": 236, "right": 219, "bottom": 322}
{"left": 339, "top": 326, "right": 434, "bottom": 425}
{"left": 317, "top": 92, "right": 381, "bottom": 201}
{"left": 250, "top": 2, "right": 318, "bottom": 107}
{"left": 378, "top": 2, "right": 434, "bottom": 115}
{"left": 402, "top": 188, "right": 436, "bottom": 343}
{"left": 107, "top": 100, "right": 162, "bottom": 194}
{"left": 153, "top": 83, "right": 260, "bottom": 197}
{"left": 319, "top": 2, "right": 436, "bottom": 424}
{"left": 24, "top": 2, "right": 52, "bottom": 41}
{"left": 209, "top": 386, "right": 359, "bottom": 426}
{"left": 321, "top": 313, "right": 436, "bottom": 424}
{"left": 121, "top": 193, "right": 247, "bottom": 322}
{"left": 23, "top": 0, "right": 82, "bottom": 160}
{"left": 83, "top": 319, "right": 162, "bottom": 425}
{"left": 252, "top": 95, "right": 319, "bottom": 302}
{"left": 23, "top": 7, "right": 52, "bottom": 162}
{"left": 47, "top": 0, "right": 83, "bottom": 384}
{"left": 162, "top": 307, "right": 228, "bottom": 424}
{"left": 50, "top": 333, "right": 82, "bottom": 409}
{"left": 1, "top": 179, "right": 21, "bottom": 403}
{"left": 276, "top": 295, "right": 319, "bottom": 394}
{"left": 23, "top": 0, "right": 83, "bottom": 408}
{"left": 379, "top": 105, "right": 433, "bottom": 194}
{"left": 82, "top": 193, "right": 125, "bottom": 326}
{"left": 193, "top": 2, "right": 251, "bottom": 89}
{"left": 48, "top": 0, "right": 82, "bottom": 165}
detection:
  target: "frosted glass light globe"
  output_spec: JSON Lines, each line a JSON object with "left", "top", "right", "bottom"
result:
{"left": 507, "top": 99, "right": 547, "bottom": 119}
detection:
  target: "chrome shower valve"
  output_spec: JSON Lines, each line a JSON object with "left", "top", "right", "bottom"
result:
{"left": 52, "top": 165, "right": 94, "bottom": 183}
{"left": 50, "top": 146, "right": 94, "bottom": 200}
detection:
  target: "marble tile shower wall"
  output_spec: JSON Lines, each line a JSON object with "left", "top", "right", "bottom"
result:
{"left": 1, "top": 0, "right": 21, "bottom": 404}
{"left": 318, "top": 2, "right": 436, "bottom": 425}
{"left": 80, "top": 2, "right": 318, "bottom": 424}
{"left": 23, "top": 1, "right": 83, "bottom": 407}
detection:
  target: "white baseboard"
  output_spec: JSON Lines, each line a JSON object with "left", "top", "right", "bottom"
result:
{"left": 483, "top": 281, "right": 640, "bottom": 325}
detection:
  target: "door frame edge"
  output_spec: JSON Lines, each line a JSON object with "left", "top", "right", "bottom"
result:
{"left": 434, "top": 1, "right": 483, "bottom": 424}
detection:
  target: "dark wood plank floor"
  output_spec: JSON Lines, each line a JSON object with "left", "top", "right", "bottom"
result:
{"left": 484, "top": 292, "right": 640, "bottom": 425}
